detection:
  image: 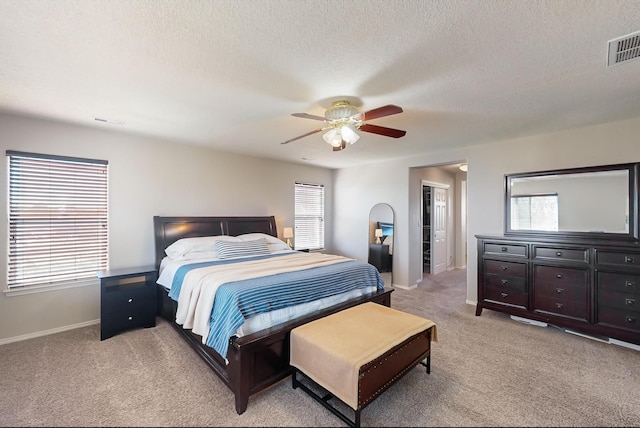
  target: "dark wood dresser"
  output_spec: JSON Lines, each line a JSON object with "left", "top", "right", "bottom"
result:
{"left": 476, "top": 235, "right": 640, "bottom": 345}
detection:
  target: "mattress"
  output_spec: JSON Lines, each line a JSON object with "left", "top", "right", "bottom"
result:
{"left": 158, "top": 251, "right": 384, "bottom": 357}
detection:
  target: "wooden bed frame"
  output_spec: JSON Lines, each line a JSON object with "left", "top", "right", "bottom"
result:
{"left": 153, "top": 215, "right": 394, "bottom": 415}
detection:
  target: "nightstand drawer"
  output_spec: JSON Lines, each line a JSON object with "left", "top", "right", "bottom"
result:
{"left": 101, "top": 306, "right": 156, "bottom": 336}
{"left": 101, "top": 281, "right": 155, "bottom": 314}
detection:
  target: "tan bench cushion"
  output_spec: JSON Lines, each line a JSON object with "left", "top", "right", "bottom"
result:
{"left": 290, "top": 302, "right": 437, "bottom": 409}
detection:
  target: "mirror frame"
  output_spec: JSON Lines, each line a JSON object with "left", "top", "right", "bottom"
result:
{"left": 504, "top": 162, "right": 639, "bottom": 241}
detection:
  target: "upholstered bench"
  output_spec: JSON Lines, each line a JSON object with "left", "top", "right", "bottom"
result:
{"left": 290, "top": 302, "right": 437, "bottom": 427}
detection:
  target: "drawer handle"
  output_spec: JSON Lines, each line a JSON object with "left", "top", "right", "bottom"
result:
{"left": 556, "top": 273, "right": 563, "bottom": 279}
{"left": 501, "top": 292, "right": 508, "bottom": 298}
{"left": 556, "top": 251, "right": 562, "bottom": 257}
{"left": 501, "top": 247, "right": 508, "bottom": 252}
{"left": 625, "top": 256, "right": 635, "bottom": 263}
{"left": 555, "top": 303, "right": 563, "bottom": 309}
{"left": 556, "top": 288, "right": 564, "bottom": 294}
{"left": 501, "top": 279, "right": 508, "bottom": 285}
{"left": 626, "top": 298, "right": 636, "bottom": 306}
{"left": 626, "top": 280, "right": 636, "bottom": 288}
{"left": 128, "top": 298, "right": 133, "bottom": 303}
{"left": 626, "top": 316, "right": 636, "bottom": 324}
{"left": 500, "top": 266, "right": 508, "bottom": 271}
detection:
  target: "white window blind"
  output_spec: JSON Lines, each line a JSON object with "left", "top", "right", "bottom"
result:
{"left": 7, "top": 151, "right": 108, "bottom": 289}
{"left": 294, "top": 182, "right": 324, "bottom": 251}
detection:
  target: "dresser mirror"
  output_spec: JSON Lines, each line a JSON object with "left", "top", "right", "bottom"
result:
{"left": 505, "top": 162, "right": 639, "bottom": 240}
{"left": 369, "top": 203, "right": 394, "bottom": 285}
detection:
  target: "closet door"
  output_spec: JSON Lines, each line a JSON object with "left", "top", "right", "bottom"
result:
{"left": 432, "top": 187, "right": 448, "bottom": 275}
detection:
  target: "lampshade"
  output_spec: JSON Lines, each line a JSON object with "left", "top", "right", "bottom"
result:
{"left": 323, "top": 123, "right": 360, "bottom": 148}
{"left": 283, "top": 227, "right": 294, "bottom": 248}
{"left": 374, "top": 228, "right": 383, "bottom": 244}
{"left": 340, "top": 124, "right": 360, "bottom": 144}
{"left": 322, "top": 128, "right": 343, "bottom": 147}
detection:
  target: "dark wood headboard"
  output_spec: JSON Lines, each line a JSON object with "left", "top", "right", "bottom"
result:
{"left": 153, "top": 216, "right": 278, "bottom": 269}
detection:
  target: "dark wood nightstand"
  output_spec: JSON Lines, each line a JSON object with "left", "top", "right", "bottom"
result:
{"left": 97, "top": 266, "right": 157, "bottom": 340}
{"left": 368, "top": 244, "right": 391, "bottom": 273}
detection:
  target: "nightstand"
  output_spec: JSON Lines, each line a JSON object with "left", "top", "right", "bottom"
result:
{"left": 368, "top": 244, "right": 391, "bottom": 273}
{"left": 98, "top": 266, "right": 158, "bottom": 340}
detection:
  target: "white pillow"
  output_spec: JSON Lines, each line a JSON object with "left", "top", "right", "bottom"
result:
{"left": 236, "top": 233, "right": 292, "bottom": 252}
{"left": 165, "top": 235, "right": 241, "bottom": 259}
{"left": 215, "top": 238, "right": 271, "bottom": 259}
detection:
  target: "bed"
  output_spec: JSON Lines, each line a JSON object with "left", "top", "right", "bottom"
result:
{"left": 153, "top": 215, "right": 394, "bottom": 415}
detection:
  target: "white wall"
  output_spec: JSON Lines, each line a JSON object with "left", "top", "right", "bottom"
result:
{"left": 0, "top": 112, "right": 333, "bottom": 342}
{"left": 334, "top": 115, "right": 640, "bottom": 304}
{"left": 3, "top": 111, "right": 640, "bottom": 342}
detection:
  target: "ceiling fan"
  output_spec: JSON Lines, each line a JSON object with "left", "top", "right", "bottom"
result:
{"left": 281, "top": 100, "right": 406, "bottom": 151}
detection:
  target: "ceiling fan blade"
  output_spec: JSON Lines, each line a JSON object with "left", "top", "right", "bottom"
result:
{"left": 292, "top": 113, "right": 327, "bottom": 121}
{"left": 281, "top": 128, "right": 323, "bottom": 145}
{"left": 359, "top": 123, "right": 406, "bottom": 138}
{"left": 360, "top": 104, "right": 403, "bottom": 121}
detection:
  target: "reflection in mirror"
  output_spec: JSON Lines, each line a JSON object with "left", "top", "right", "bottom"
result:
{"left": 369, "top": 203, "right": 394, "bottom": 287}
{"left": 505, "top": 163, "right": 638, "bottom": 240}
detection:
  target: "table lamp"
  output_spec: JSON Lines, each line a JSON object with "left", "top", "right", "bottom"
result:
{"left": 374, "top": 228, "right": 383, "bottom": 244}
{"left": 283, "top": 227, "right": 294, "bottom": 248}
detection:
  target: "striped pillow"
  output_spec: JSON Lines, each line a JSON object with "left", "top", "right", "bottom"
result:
{"left": 214, "top": 238, "right": 271, "bottom": 259}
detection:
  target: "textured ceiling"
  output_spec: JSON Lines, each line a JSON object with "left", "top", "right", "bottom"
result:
{"left": 1, "top": 0, "right": 639, "bottom": 169}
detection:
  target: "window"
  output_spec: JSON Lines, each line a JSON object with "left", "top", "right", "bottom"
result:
{"left": 294, "top": 182, "right": 324, "bottom": 250}
{"left": 7, "top": 151, "right": 108, "bottom": 291}
{"left": 510, "top": 193, "right": 558, "bottom": 231}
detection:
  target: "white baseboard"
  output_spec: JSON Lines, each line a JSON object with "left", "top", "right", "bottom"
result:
{"left": 0, "top": 319, "right": 100, "bottom": 346}
{"left": 393, "top": 283, "right": 417, "bottom": 290}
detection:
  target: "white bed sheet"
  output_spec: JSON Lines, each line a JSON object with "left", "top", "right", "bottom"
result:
{"left": 157, "top": 253, "right": 377, "bottom": 338}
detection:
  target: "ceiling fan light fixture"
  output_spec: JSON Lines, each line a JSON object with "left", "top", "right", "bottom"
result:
{"left": 323, "top": 128, "right": 343, "bottom": 147}
{"left": 340, "top": 124, "right": 360, "bottom": 144}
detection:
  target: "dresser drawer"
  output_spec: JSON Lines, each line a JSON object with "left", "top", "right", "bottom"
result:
{"left": 534, "top": 265, "right": 588, "bottom": 294}
{"left": 484, "top": 259, "right": 526, "bottom": 277}
{"left": 534, "top": 266, "right": 588, "bottom": 300}
{"left": 533, "top": 246, "right": 588, "bottom": 263}
{"left": 483, "top": 286, "right": 528, "bottom": 309}
{"left": 597, "top": 271, "right": 640, "bottom": 293}
{"left": 483, "top": 242, "right": 527, "bottom": 257}
{"left": 596, "top": 250, "right": 640, "bottom": 268}
{"left": 483, "top": 274, "right": 526, "bottom": 293}
{"left": 534, "top": 295, "right": 588, "bottom": 321}
{"left": 598, "top": 289, "right": 640, "bottom": 311}
{"left": 598, "top": 307, "right": 640, "bottom": 333}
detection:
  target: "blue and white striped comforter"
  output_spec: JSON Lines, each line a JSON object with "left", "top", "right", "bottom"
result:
{"left": 168, "top": 252, "right": 384, "bottom": 358}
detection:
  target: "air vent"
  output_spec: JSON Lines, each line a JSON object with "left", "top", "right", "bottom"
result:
{"left": 607, "top": 30, "right": 640, "bottom": 66}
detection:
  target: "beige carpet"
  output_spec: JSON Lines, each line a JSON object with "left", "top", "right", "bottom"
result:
{"left": 1, "top": 268, "right": 639, "bottom": 427}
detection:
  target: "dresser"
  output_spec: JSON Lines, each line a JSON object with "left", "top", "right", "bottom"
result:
{"left": 476, "top": 235, "right": 640, "bottom": 345}
{"left": 98, "top": 266, "right": 158, "bottom": 340}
